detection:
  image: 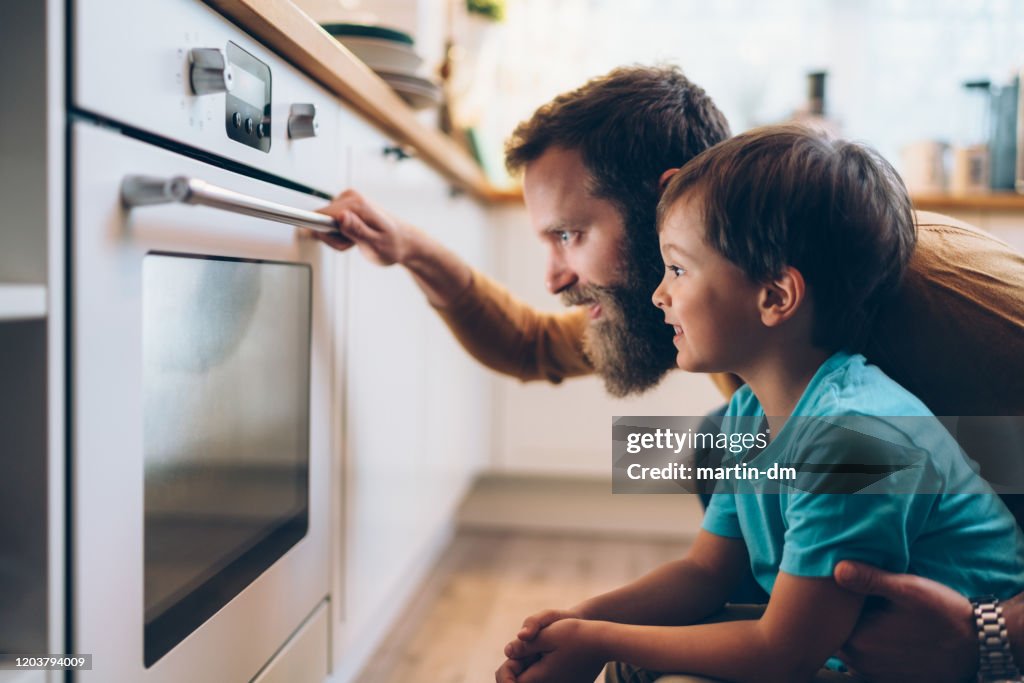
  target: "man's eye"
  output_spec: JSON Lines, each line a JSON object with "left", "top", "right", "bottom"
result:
{"left": 558, "top": 231, "right": 577, "bottom": 245}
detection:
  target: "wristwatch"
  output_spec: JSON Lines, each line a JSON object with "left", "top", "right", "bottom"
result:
{"left": 972, "top": 595, "right": 1023, "bottom": 682}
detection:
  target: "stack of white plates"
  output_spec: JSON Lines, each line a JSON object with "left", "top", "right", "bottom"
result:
{"left": 322, "top": 23, "right": 443, "bottom": 111}
{"left": 376, "top": 71, "right": 443, "bottom": 110}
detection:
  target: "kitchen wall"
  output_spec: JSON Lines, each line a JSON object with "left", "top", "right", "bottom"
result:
{"left": 469, "top": 0, "right": 1024, "bottom": 185}
{"left": 292, "top": 0, "right": 1024, "bottom": 183}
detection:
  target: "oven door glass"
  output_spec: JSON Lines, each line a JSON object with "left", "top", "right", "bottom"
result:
{"left": 142, "top": 252, "right": 311, "bottom": 666}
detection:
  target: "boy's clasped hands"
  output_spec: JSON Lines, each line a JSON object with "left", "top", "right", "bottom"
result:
{"left": 496, "top": 608, "right": 605, "bottom": 683}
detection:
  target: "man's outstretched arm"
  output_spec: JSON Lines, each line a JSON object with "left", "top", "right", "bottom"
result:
{"left": 312, "top": 189, "right": 474, "bottom": 306}
{"left": 834, "top": 560, "right": 1024, "bottom": 683}
{"left": 313, "top": 190, "right": 594, "bottom": 383}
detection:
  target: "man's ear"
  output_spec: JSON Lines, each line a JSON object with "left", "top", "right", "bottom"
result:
{"left": 658, "top": 168, "right": 681, "bottom": 194}
{"left": 759, "top": 267, "right": 806, "bottom": 327}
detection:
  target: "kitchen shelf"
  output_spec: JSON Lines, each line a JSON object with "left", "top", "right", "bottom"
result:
{"left": 0, "top": 285, "right": 47, "bottom": 322}
{"left": 447, "top": 187, "right": 1024, "bottom": 210}
{"left": 485, "top": 186, "right": 526, "bottom": 204}
{"left": 912, "top": 190, "right": 1024, "bottom": 212}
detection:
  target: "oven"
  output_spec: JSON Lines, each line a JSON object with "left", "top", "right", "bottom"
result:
{"left": 70, "top": 1, "right": 343, "bottom": 680}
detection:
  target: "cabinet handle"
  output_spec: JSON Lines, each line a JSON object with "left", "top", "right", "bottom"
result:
{"left": 120, "top": 175, "right": 338, "bottom": 233}
{"left": 382, "top": 144, "right": 415, "bottom": 161}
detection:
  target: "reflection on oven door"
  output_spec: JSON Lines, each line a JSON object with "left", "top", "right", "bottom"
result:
{"left": 142, "top": 253, "right": 312, "bottom": 666}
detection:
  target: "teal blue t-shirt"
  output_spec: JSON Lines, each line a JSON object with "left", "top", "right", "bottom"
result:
{"left": 702, "top": 352, "right": 1024, "bottom": 600}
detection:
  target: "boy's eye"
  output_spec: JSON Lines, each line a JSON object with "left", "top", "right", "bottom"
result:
{"left": 667, "top": 265, "right": 685, "bottom": 277}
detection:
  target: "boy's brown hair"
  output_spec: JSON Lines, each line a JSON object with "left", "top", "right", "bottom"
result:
{"left": 659, "top": 124, "right": 917, "bottom": 351}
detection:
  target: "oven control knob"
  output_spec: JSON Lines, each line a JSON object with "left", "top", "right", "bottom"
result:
{"left": 287, "top": 103, "right": 319, "bottom": 139}
{"left": 188, "top": 48, "right": 234, "bottom": 95}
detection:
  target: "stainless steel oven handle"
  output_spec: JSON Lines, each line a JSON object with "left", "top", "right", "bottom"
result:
{"left": 120, "top": 175, "right": 338, "bottom": 233}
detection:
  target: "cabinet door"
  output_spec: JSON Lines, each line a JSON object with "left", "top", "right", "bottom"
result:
{"left": 418, "top": 192, "right": 491, "bottom": 526}
{"left": 340, "top": 118, "right": 445, "bottom": 635}
{"left": 335, "top": 115, "right": 493, "bottom": 669}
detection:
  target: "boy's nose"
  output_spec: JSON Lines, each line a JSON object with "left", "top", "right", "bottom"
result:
{"left": 652, "top": 279, "right": 669, "bottom": 309}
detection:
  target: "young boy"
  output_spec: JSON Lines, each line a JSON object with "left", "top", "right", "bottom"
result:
{"left": 499, "top": 126, "right": 1024, "bottom": 683}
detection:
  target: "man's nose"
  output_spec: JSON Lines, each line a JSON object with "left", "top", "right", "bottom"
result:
{"left": 545, "top": 256, "right": 578, "bottom": 294}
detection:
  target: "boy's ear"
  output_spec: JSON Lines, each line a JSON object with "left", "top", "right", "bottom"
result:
{"left": 758, "top": 267, "right": 806, "bottom": 327}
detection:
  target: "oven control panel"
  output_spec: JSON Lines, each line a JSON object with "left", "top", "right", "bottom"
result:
{"left": 75, "top": 0, "right": 342, "bottom": 194}
{"left": 224, "top": 42, "right": 271, "bottom": 152}
{"left": 189, "top": 43, "right": 272, "bottom": 152}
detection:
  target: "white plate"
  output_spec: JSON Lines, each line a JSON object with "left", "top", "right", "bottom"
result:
{"left": 379, "top": 73, "right": 442, "bottom": 110}
{"left": 339, "top": 36, "right": 423, "bottom": 75}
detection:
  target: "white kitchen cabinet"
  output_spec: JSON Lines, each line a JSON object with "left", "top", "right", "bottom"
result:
{"left": 0, "top": 286, "right": 47, "bottom": 323}
{"left": 329, "top": 113, "right": 492, "bottom": 682}
{"left": 418, "top": 185, "right": 492, "bottom": 533}
{"left": 251, "top": 602, "right": 330, "bottom": 683}
{"left": 0, "top": 2, "right": 65, "bottom": 681}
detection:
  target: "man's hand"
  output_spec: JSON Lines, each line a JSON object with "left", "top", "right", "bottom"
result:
{"left": 312, "top": 189, "right": 425, "bottom": 266}
{"left": 833, "top": 560, "right": 977, "bottom": 683}
{"left": 502, "top": 618, "right": 606, "bottom": 683}
{"left": 310, "top": 189, "right": 473, "bottom": 307}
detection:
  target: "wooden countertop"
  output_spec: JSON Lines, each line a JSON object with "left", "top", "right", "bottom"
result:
{"left": 911, "top": 190, "right": 1024, "bottom": 212}
{"left": 454, "top": 189, "right": 1024, "bottom": 211}
{"left": 204, "top": 0, "right": 516, "bottom": 203}
{"left": 480, "top": 189, "right": 1024, "bottom": 211}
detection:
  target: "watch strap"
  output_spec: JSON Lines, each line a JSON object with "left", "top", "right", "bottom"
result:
{"left": 972, "top": 595, "right": 1023, "bottom": 682}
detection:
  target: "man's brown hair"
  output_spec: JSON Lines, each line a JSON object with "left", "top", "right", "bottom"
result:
{"left": 505, "top": 65, "right": 731, "bottom": 280}
{"left": 659, "top": 124, "right": 917, "bottom": 351}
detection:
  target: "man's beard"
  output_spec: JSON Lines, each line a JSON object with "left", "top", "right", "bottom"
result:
{"left": 561, "top": 260, "right": 677, "bottom": 397}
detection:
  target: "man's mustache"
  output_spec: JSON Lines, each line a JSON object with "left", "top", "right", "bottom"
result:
{"left": 560, "top": 284, "right": 615, "bottom": 308}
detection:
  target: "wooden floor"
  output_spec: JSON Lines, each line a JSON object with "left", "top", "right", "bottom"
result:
{"left": 456, "top": 474, "right": 704, "bottom": 540}
{"left": 356, "top": 529, "right": 690, "bottom": 683}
